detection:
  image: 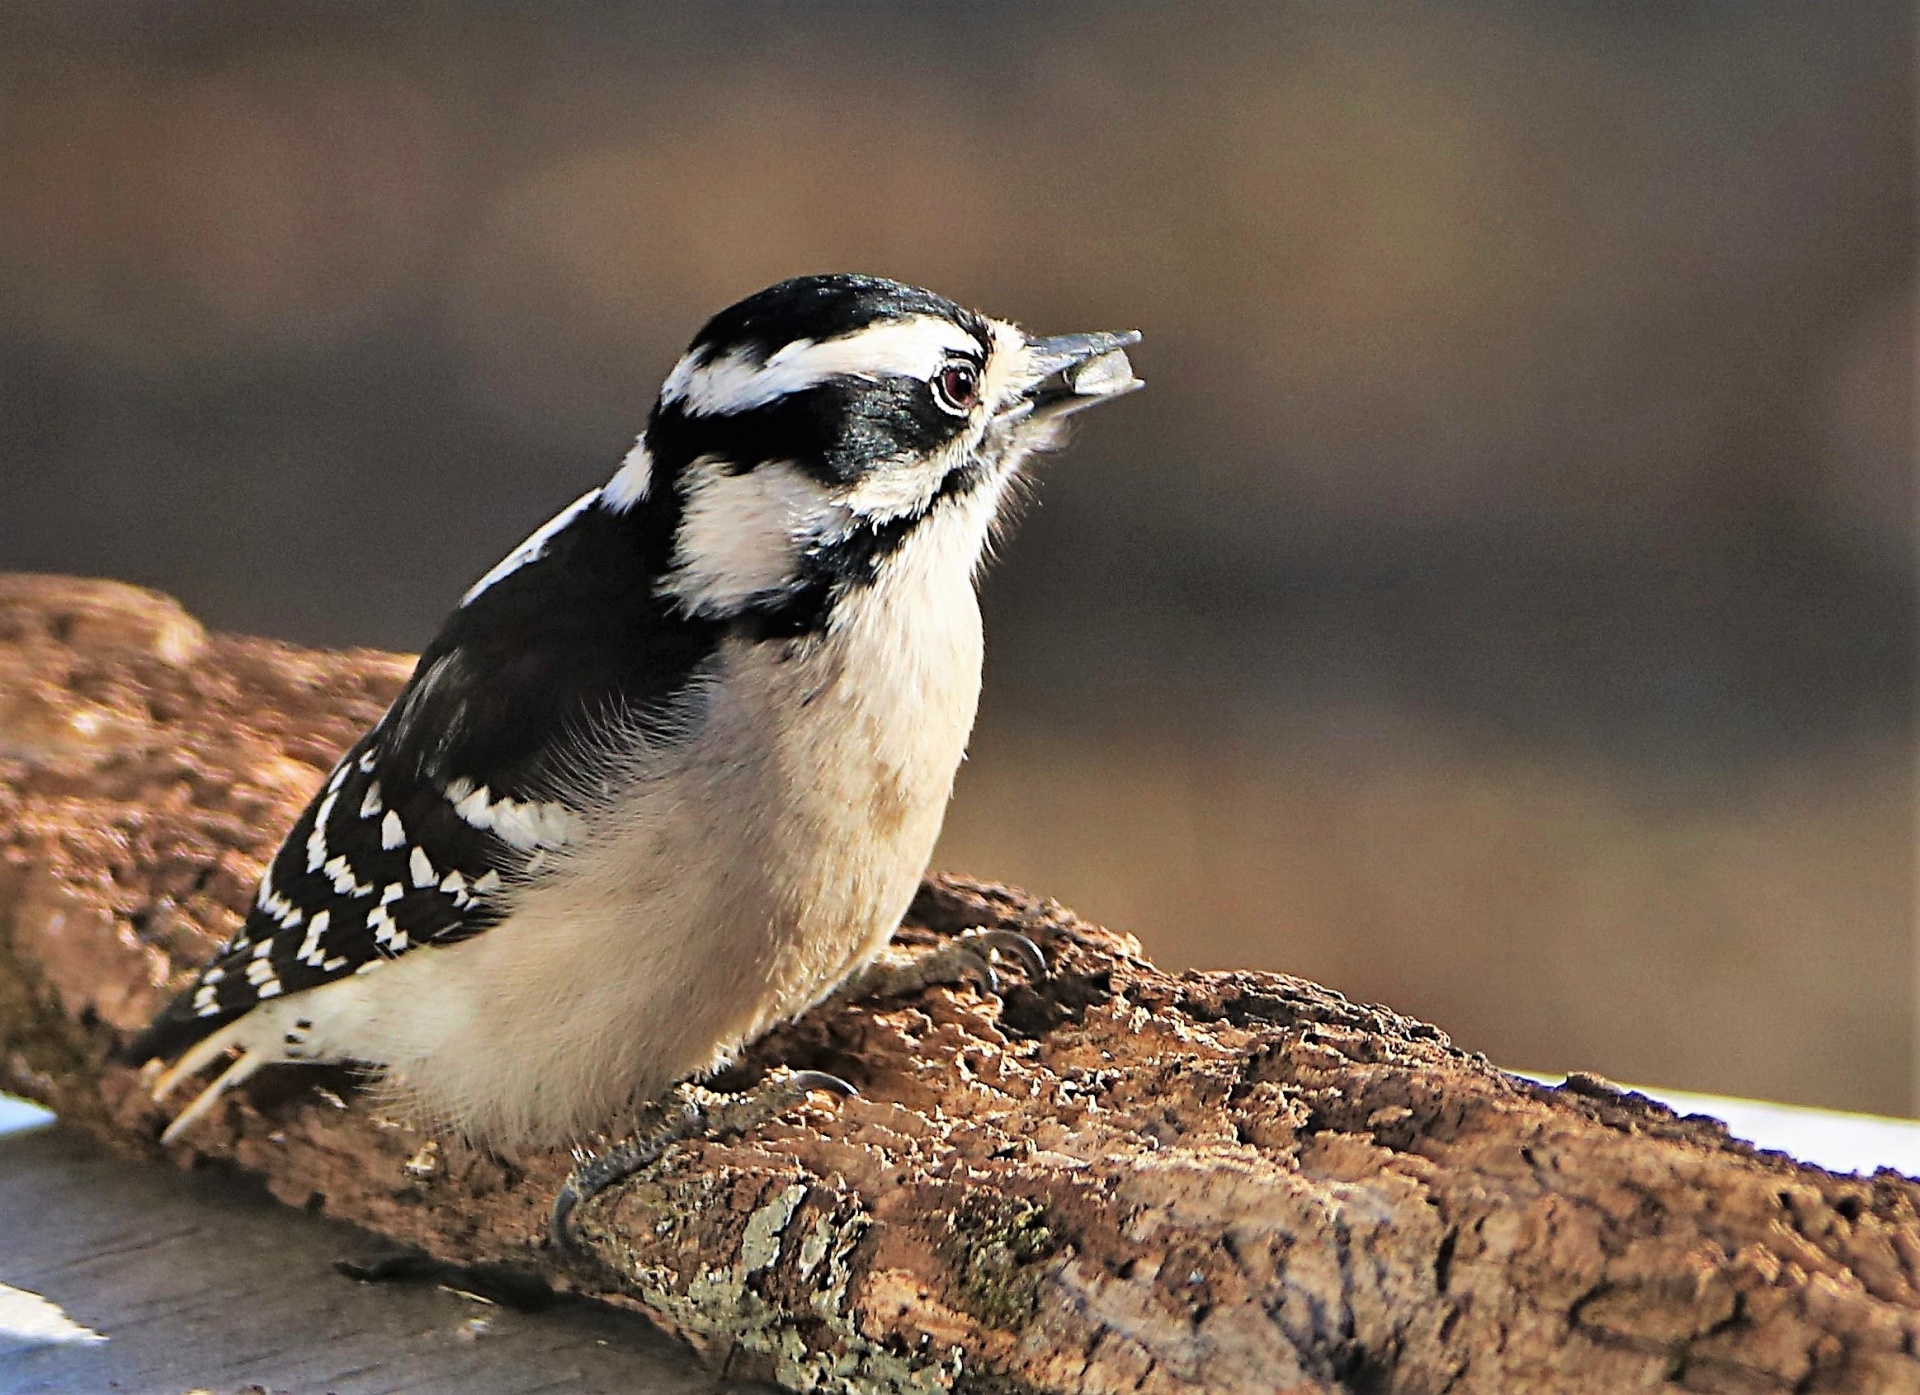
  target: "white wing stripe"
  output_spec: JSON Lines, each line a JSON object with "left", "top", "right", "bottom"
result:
{"left": 460, "top": 489, "right": 601, "bottom": 607}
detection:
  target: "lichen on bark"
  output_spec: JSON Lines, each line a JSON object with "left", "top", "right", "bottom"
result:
{"left": 4, "top": 572, "right": 1920, "bottom": 1394}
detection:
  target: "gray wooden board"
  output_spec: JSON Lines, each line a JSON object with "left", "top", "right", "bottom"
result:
{"left": 0, "top": 1124, "right": 769, "bottom": 1395}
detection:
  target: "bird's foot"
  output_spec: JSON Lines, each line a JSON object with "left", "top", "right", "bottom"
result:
{"left": 835, "top": 928, "right": 1048, "bottom": 1004}
{"left": 550, "top": 1067, "right": 855, "bottom": 1259}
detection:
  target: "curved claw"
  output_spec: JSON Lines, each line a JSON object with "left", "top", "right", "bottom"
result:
{"left": 955, "top": 950, "right": 1001, "bottom": 997}
{"left": 550, "top": 1188, "right": 579, "bottom": 1256}
{"left": 959, "top": 928, "right": 1049, "bottom": 984}
{"left": 551, "top": 1102, "right": 701, "bottom": 1259}
{"left": 784, "top": 1069, "right": 858, "bottom": 1100}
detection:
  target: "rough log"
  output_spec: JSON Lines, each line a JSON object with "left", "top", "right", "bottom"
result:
{"left": 2, "top": 571, "right": 1917, "bottom": 1395}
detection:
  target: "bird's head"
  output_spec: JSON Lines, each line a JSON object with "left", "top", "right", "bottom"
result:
{"left": 604, "top": 273, "right": 1140, "bottom": 629}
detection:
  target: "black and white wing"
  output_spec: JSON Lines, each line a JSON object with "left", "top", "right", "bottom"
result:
{"left": 128, "top": 488, "right": 722, "bottom": 1065}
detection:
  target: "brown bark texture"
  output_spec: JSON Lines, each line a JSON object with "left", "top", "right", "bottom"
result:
{"left": 1, "top": 572, "right": 1917, "bottom": 1395}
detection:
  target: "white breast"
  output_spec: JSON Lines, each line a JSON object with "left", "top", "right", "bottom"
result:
{"left": 309, "top": 489, "right": 999, "bottom": 1145}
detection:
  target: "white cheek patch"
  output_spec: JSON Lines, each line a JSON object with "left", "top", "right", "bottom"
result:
{"left": 601, "top": 438, "right": 653, "bottom": 512}
{"left": 658, "top": 456, "right": 840, "bottom": 616}
{"left": 461, "top": 489, "right": 601, "bottom": 607}
{"left": 839, "top": 439, "right": 971, "bottom": 524}
{"left": 662, "top": 315, "right": 985, "bottom": 418}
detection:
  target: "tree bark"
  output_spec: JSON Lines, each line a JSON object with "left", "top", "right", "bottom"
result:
{"left": 2, "top": 571, "right": 1917, "bottom": 1394}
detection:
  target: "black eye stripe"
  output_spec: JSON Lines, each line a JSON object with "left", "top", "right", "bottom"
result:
{"left": 649, "top": 371, "right": 972, "bottom": 486}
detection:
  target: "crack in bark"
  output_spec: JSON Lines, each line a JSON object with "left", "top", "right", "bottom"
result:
{"left": 3, "top": 574, "right": 1920, "bottom": 1393}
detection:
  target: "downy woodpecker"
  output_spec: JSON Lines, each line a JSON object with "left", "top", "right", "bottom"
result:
{"left": 129, "top": 273, "right": 1141, "bottom": 1153}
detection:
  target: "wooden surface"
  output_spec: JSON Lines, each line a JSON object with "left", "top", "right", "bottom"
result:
{"left": 0, "top": 1118, "right": 765, "bottom": 1395}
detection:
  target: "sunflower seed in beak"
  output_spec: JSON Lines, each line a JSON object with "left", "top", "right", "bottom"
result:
{"left": 1069, "top": 347, "right": 1141, "bottom": 398}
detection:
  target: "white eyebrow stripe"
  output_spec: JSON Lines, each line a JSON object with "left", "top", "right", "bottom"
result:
{"left": 662, "top": 315, "right": 984, "bottom": 417}
{"left": 460, "top": 489, "right": 600, "bottom": 607}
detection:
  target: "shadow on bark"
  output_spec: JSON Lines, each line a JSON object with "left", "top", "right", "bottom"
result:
{"left": 2, "top": 572, "right": 1916, "bottom": 1394}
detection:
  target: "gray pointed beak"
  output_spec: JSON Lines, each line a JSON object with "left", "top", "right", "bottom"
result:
{"left": 1017, "top": 330, "right": 1144, "bottom": 421}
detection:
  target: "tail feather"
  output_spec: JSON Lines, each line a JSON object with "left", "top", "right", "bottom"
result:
{"left": 118, "top": 994, "right": 244, "bottom": 1068}
{"left": 157, "top": 1046, "right": 269, "bottom": 1145}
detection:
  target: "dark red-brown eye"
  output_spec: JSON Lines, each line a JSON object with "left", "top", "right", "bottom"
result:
{"left": 933, "top": 361, "right": 981, "bottom": 415}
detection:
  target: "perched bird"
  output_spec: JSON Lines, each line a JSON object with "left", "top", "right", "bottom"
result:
{"left": 127, "top": 273, "right": 1141, "bottom": 1162}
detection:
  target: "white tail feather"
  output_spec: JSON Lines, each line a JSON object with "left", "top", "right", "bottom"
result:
{"left": 151, "top": 1015, "right": 253, "bottom": 1103}
{"left": 158, "top": 1048, "right": 269, "bottom": 1145}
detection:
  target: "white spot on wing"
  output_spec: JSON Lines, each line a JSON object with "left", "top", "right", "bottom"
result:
{"left": 369, "top": 901, "right": 409, "bottom": 952}
{"left": 296, "top": 909, "right": 332, "bottom": 967}
{"left": 446, "top": 779, "right": 578, "bottom": 851}
{"left": 448, "top": 779, "right": 486, "bottom": 822}
{"left": 381, "top": 809, "right": 405, "bottom": 850}
{"left": 257, "top": 870, "right": 304, "bottom": 929}
{"left": 460, "top": 488, "right": 600, "bottom": 607}
{"left": 323, "top": 855, "right": 372, "bottom": 899}
{"left": 305, "top": 793, "right": 338, "bottom": 872}
{"left": 409, "top": 846, "right": 436, "bottom": 888}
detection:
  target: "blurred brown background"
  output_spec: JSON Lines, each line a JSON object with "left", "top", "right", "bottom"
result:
{"left": 0, "top": 5, "right": 1911, "bottom": 1113}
